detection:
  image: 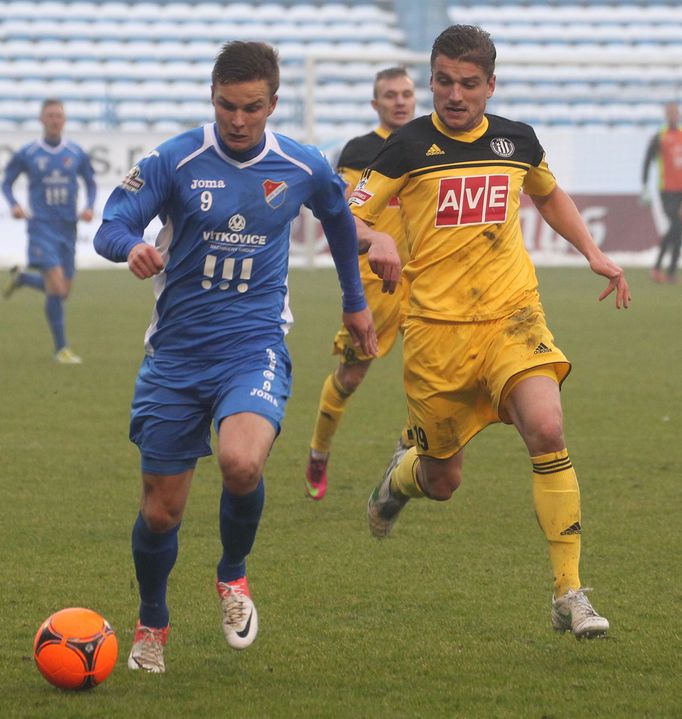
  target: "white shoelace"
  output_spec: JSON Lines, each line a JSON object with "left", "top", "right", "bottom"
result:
{"left": 134, "top": 627, "right": 165, "bottom": 666}
{"left": 218, "top": 585, "right": 248, "bottom": 627}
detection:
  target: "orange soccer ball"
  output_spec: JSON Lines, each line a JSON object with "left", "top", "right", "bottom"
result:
{"left": 33, "top": 607, "right": 118, "bottom": 690}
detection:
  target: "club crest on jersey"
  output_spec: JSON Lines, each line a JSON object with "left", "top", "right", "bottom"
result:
{"left": 121, "top": 165, "right": 144, "bottom": 193}
{"left": 62, "top": 157, "right": 74, "bottom": 168}
{"left": 490, "top": 137, "right": 515, "bottom": 158}
{"left": 263, "top": 179, "right": 287, "bottom": 208}
{"left": 436, "top": 175, "right": 509, "bottom": 226}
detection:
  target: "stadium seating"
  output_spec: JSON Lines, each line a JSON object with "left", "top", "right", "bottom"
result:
{"left": 0, "top": 0, "right": 414, "bottom": 138}
{"left": 451, "top": 3, "right": 682, "bottom": 129}
{"left": 0, "top": 1, "right": 680, "bottom": 136}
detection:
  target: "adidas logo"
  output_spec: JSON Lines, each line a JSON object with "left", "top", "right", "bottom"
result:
{"left": 533, "top": 342, "right": 552, "bottom": 354}
{"left": 560, "top": 522, "right": 582, "bottom": 536}
{"left": 426, "top": 143, "right": 445, "bottom": 156}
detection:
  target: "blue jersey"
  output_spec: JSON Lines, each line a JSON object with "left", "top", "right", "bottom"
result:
{"left": 95, "top": 123, "right": 361, "bottom": 358}
{"left": 1, "top": 138, "right": 96, "bottom": 224}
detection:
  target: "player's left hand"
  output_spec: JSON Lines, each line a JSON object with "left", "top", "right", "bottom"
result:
{"left": 367, "top": 232, "right": 401, "bottom": 294}
{"left": 591, "top": 256, "right": 631, "bottom": 309}
{"left": 343, "top": 307, "right": 378, "bottom": 357}
{"left": 79, "top": 208, "right": 94, "bottom": 222}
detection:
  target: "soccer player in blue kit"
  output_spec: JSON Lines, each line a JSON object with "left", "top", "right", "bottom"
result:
{"left": 94, "top": 41, "right": 397, "bottom": 673}
{"left": 2, "top": 99, "right": 96, "bottom": 364}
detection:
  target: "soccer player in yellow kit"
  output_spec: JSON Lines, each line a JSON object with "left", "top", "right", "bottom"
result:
{"left": 304, "top": 68, "right": 416, "bottom": 500}
{"left": 352, "top": 25, "right": 631, "bottom": 639}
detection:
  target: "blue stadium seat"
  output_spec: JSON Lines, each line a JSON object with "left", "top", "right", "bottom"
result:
{"left": 1, "top": 0, "right": 678, "bottom": 133}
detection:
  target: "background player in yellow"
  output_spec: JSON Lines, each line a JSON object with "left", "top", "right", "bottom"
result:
{"left": 351, "top": 25, "right": 631, "bottom": 639}
{"left": 304, "top": 67, "right": 416, "bottom": 500}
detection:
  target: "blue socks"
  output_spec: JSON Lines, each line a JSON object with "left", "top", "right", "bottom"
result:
{"left": 45, "top": 295, "right": 66, "bottom": 351}
{"left": 131, "top": 479, "right": 265, "bottom": 627}
{"left": 217, "top": 479, "right": 265, "bottom": 583}
{"left": 132, "top": 512, "right": 180, "bottom": 629}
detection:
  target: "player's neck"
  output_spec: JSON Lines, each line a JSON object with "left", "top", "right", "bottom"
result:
{"left": 43, "top": 135, "right": 62, "bottom": 147}
{"left": 216, "top": 131, "right": 266, "bottom": 162}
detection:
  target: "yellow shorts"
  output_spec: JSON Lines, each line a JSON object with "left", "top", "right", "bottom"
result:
{"left": 403, "top": 305, "right": 571, "bottom": 458}
{"left": 333, "top": 274, "right": 409, "bottom": 363}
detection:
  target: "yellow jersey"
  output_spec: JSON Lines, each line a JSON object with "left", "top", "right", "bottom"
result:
{"left": 349, "top": 112, "right": 557, "bottom": 322}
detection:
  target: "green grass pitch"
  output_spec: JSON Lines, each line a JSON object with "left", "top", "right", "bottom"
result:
{"left": 0, "top": 266, "right": 679, "bottom": 718}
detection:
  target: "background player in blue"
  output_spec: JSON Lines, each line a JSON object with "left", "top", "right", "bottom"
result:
{"left": 2, "top": 98, "right": 96, "bottom": 364}
{"left": 94, "top": 41, "right": 391, "bottom": 674}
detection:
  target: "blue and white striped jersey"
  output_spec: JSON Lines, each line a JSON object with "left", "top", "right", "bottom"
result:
{"left": 95, "top": 123, "right": 361, "bottom": 358}
{"left": 1, "top": 138, "right": 96, "bottom": 224}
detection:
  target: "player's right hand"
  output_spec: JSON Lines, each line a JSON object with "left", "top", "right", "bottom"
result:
{"left": 343, "top": 306, "right": 378, "bottom": 357}
{"left": 127, "top": 242, "right": 165, "bottom": 279}
{"left": 11, "top": 204, "right": 27, "bottom": 219}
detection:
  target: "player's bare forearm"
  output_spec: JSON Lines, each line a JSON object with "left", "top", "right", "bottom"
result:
{"left": 531, "top": 186, "right": 631, "bottom": 309}
{"left": 342, "top": 307, "right": 378, "bottom": 357}
{"left": 353, "top": 216, "right": 401, "bottom": 293}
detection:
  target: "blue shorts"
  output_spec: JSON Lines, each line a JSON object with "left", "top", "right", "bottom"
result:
{"left": 129, "top": 342, "right": 292, "bottom": 463}
{"left": 27, "top": 219, "right": 77, "bottom": 278}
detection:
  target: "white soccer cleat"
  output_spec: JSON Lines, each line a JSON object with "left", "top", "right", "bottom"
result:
{"left": 216, "top": 577, "right": 258, "bottom": 649}
{"left": 551, "top": 588, "right": 609, "bottom": 639}
{"left": 367, "top": 441, "right": 411, "bottom": 538}
{"left": 127, "top": 622, "right": 169, "bottom": 673}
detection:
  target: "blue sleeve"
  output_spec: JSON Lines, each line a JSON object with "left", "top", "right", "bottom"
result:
{"left": 79, "top": 149, "right": 97, "bottom": 209}
{"left": 2, "top": 151, "right": 24, "bottom": 208}
{"left": 321, "top": 203, "right": 367, "bottom": 313}
{"left": 94, "top": 218, "right": 144, "bottom": 263}
{"left": 95, "top": 145, "right": 171, "bottom": 262}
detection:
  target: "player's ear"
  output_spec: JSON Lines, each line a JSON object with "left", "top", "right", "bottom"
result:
{"left": 210, "top": 84, "right": 215, "bottom": 105}
{"left": 268, "top": 94, "right": 278, "bottom": 116}
{"left": 486, "top": 75, "right": 496, "bottom": 99}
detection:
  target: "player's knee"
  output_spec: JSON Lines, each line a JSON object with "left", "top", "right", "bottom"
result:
{"left": 420, "top": 465, "right": 462, "bottom": 501}
{"left": 527, "top": 416, "right": 565, "bottom": 453}
{"left": 218, "top": 450, "right": 262, "bottom": 493}
{"left": 141, "top": 502, "right": 181, "bottom": 533}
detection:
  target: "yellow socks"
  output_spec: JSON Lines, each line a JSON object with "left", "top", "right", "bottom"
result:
{"left": 532, "top": 449, "right": 582, "bottom": 597}
{"left": 389, "top": 446, "right": 425, "bottom": 498}
{"left": 310, "top": 372, "right": 351, "bottom": 455}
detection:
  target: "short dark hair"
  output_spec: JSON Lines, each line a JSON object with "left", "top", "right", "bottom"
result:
{"left": 431, "top": 25, "right": 496, "bottom": 79}
{"left": 41, "top": 98, "right": 64, "bottom": 113}
{"left": 373, "top": 66, "right": 410, "bottom": 98}
{"left": 212, "top": 41, "right": 280, "bottom": 96}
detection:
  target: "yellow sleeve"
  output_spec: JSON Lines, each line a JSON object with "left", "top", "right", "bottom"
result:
{"left": 523, "top": 155, "right": 557, "bottom": 197}
{"left": 348, "top": 169, "right": 407, "bottom": 227}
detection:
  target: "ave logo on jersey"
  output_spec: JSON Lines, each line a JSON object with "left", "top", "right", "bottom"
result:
{"left": 263, "top": 179, "right": 287, "bottom": 208}
{"left": 435, "top": 175, "right": 509, "bottom": 227}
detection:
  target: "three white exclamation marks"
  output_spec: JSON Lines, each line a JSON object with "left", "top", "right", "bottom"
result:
{"left": 201, "top": 255, "right": 253, "bottom": 293}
